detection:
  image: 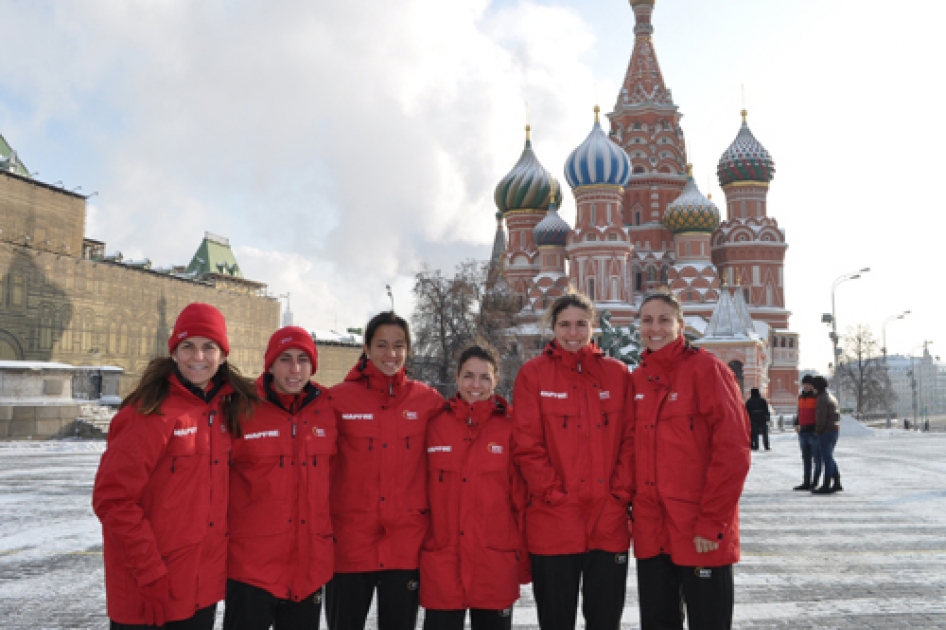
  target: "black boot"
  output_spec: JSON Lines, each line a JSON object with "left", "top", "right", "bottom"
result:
{"left": 812, "top": 482, "right": 835, "bottom": 494}
{"left": 832, "top": 473, "right": 843, "bottom": 492}
{"left": 793, "top": 478, "right": 811, "bottom": 491}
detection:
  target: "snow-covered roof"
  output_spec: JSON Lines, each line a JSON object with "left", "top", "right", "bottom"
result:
{"left": 312, "top": 330, "right": 363, "bottom": 345}
{"left": 0, "top": 361, "right": 76, "bottom": 370}
{"left": 684, "top": 315, "right": 708, "bottom": 334}
{"left": 702, "top": 285, "right": 759, "bottom": 340}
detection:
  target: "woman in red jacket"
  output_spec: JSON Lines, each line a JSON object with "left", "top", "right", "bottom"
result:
{"left": 629, "top": 292, "right": 751, "bottom": 630}
{"left": 327, "top": 311, "right": 445, "bottom": 630}
{"left": 421, "top": 344, "right": 529, "bottom": 630}
{"left": 224, "top": 326, "right": 337, "bottom": 630}
{"left": 512, "top": 293, "right": 632, "bottom": 630}
{"left": 92, "top": 303, "right": 258, "bottom": 629}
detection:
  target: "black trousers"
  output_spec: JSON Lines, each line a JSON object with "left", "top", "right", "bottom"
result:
{"left": 531, "top": 550, "right": 629, "bottom": 630}
{"left": 325, "top": 569, "right": 419, "bottom": 630}
{"left": 750, "top": 422, "right": 770, "bottom": 450}
{"left": 636, "top": 554, "right": 734, "bottom": 630}
{"left": 110, "top": 604, "right": 217, "bottom": 630}
{"left": 423, "top": 607, "right": 513, "bottom": 630}
{"left": 223, "top": 579, "right": 322, "bottom": 630}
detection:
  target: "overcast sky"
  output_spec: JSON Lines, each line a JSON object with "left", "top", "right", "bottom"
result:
{"left": 1, "top": 0, "right": 943, "bottom": 373}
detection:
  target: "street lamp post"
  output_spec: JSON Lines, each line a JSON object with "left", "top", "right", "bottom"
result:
{"left": 882, "top": 310, "right": 910, "bottom": 428}
{"left": 828, "top": 267, "right": 870, "bottom": 414}
{"left": 386, "top": 285, "right": 394, "bottom": 312}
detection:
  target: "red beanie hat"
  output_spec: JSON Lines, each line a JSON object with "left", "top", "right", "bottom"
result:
{"left": 169, "top": 303, "right": 230, "bottom": 356}
{"left": 265, "top": 326, "right": 318, "bottom": 373}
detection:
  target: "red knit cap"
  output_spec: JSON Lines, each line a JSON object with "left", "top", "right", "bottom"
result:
{"left": 168, "top": 303, "right": 230, "bottom": 356}
{"left": 265, "top": 326, "right": 318, "bottom": 373}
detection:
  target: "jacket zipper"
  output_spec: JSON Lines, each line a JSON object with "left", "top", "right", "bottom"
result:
{"left": 369, "top": 438, "right": 374, "bottom": 451}
{"left": 406, "top": 436, "right": 411, "bottom": 449}
{"left": 280, "top": 455, "right": 284, "bottom": 468}
{"left": 563, "top": 416, "right": 568, "bottom": 429}
{"left": 171, "top": 457, "right": 177, "bottom": 473}
{"left": 439, "top": 470, "right": 444, "bottom": 482}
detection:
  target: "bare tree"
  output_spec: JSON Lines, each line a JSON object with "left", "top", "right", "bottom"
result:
{"left": 410, "top": 260, "right": 521, "bottom": 397}
{"left": 836, "top": 323, "right": 893, "bottom": 416}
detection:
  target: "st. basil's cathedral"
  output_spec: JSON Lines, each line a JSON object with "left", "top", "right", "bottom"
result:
{"left": 490, "top": 0, "right": 799, "bottom": 412}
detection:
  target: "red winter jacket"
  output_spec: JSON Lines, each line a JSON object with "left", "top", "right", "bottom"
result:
{"left": 420, "top": 394, "right": 529, "bottom": 611}
{"left": 329, "top": 360, "right": 444, "bottom": 573}
{"left": 628, "top": 336, "right": 751, "bottom": 567}
{"left": 228, "top": 375, "right": 337, "bottom": 601}
{"left": 92, "top": 373, "right": 233, "bottom": 625}
{"left": 512, "top": 341, "right": 632, "bottom": 556}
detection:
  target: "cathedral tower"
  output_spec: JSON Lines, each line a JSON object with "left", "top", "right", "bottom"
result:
{"left": 711, "top": 110, "right": 789, "bottom": 329}
{"left": 609, "top": 0, "right": 688, "bottom": 294}
{"left": 564, "top": 107, "right": 635, "bottom": 324}
{"left": 494, "top": 126, "right": 561, "bottom": 303}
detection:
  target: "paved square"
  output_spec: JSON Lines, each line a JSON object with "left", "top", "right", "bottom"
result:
{"left": 2, "top": 426, "right": 945, "bottom": 628}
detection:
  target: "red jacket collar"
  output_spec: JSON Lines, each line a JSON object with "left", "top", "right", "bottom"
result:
{"left": 640, "top": 336, "right": 692, "bottom": 373}
{"left": 345, "top": 357, "right": 407, "bottom": 397}
{"left": 543, "top": 340, "right": 603, "bottom": 369}
{"left": 445, "top": 393, "right": 509, "bottom": 427}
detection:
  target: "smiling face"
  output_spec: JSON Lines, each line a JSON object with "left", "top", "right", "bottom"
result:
{"left": 365, "top": 324, "right": 408, "bottom": 376}
{"left": 553, "top": 305, "right": 594, "bottom": 353}
{"left": 639, "top": 299, "right": 684, "bottom": 352}
{"left": 269, "top": 349, "right": 313, "bottom": 395}
{"left": 456, "top": 357, "right": 496, "bottom": 403}
{"left": 172, "top": 336, "right": 225, "bottom": 388}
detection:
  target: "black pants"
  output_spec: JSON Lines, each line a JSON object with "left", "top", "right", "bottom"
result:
{"left": 325, "top": 569, "right": 419, "bottom": 630}
{"left": 636, "top": 554, "right": 734, "bottom": 630}
{"left": 423, "top": 607, "right": 513, "bottom": 630}
{"left": 750, "top": 422, "right": 769, "bottom": 450}
{"left": 110, "top": 604, "right": 217, "bottom": 630}
{"left": 223, "top": 579, "right": 322, "bottom": 630}
{"left": 531, "top": 550, "right": 629, "bottom": 630}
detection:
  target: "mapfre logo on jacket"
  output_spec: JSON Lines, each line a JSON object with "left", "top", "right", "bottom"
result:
{"left": 341, "top": 413, "right": 373, "bottom": 421}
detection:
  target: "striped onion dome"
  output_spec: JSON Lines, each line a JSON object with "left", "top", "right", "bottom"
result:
{"left": 564, "top": 106, "right": 631, "bottom": 189}
{"left": 663, "top": 168, "right": 720, "bottom": 234}
{"left": 717, "top": 110, "right": 775, "bottom": 186}
{"left": 534, "top": 196, "right": 571, "bottom": 247}
{"left": 494, "top": 126, "right": 562, "bottom": 214}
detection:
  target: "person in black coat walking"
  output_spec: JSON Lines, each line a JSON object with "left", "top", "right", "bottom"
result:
{"left": 746, "top": 388, "right": 771, "bottom": 451}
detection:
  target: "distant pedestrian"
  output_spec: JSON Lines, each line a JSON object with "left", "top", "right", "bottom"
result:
{"left": 92, "top": 303, "right": 259, "bottom": 628}
{"left": 812, "top": 376, "right": 842, "bottom": 494}
{"left": 745, "top": 388, "right": 771, "bottom": 451}
{"left": 792, "top": 375, "right": 821, "bottom": 491}
{"left": 629, "top": 291, "right": 751, "bottom": 630}
{"left": 224, "top": 326, "right": 337, "bottom": 630}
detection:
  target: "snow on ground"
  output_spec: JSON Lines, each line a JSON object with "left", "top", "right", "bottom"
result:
{"left": 2, "top": 425, "right": 946, "bottom": 628}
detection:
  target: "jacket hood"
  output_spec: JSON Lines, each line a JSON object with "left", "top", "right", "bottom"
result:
{"left": 344, "top": 356, "right": 407, "bottom": 396}
{"left": 445, "top": 393, "right": 510, "bottom": 427}
{"left": 543, "top": 339, "right": 603, "bottom": 368}
{"left": 640, "top": 335, "right": 693, "bottom": 372}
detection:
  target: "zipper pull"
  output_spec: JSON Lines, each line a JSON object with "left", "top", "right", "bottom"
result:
{"left": 577, "top": 361, "right": 582, "bottom": 374}
{"left": 208, "top": 411, "right": 216, "bottom": 426}
{"left": 292, "top": 424, "right": 298, "bottom": 437}
{"left": 389, "top": 382, "right": 394, "bottom": 397}
{"left": 467, "top": 415, "right": 473, "bottom": 427}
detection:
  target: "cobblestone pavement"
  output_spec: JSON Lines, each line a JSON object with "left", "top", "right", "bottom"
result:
{"left": 2, "top": 430, "right": 945, "bottom": 629}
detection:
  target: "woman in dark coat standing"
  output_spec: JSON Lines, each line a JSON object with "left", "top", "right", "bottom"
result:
{"left": 811, "top": 376, "right": 842, "bottom": 494}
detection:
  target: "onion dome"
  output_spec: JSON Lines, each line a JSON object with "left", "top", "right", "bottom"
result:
{"left": 663, "top": 166, "right": 720, "bottom": 234}
{"left": 494, "top": 126, "right": 562, "bottom": 214}
{"left": 717, "top": 110, "right": 775, "bottom": 186}
{"left": 533, "top": 187, "right": 571, "bottom": 247}
{"left": 564, "top": 106, "right": 632, "bottom": 189}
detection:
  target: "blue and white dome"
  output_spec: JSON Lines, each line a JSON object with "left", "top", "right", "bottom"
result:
{"left": 533, "top": 197, "right": 571, "bottom": 247}
{"left": 564, "top": 106, "right": 632, "bottom": 189}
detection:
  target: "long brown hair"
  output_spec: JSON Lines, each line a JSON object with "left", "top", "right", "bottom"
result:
{"left": 121, "top": 357, "right": 259, "bottom": 437}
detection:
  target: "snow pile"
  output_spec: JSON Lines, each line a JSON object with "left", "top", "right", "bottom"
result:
{"left": 840, "top": 414, "right": 874, "bottom": 437}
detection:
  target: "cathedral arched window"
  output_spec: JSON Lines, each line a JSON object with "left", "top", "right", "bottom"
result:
{"left": 646, "top": 267, "right": 656, "bottom": 282}
{"left": 585, "top": 234, "right": 597, "bottom": 242}
{"left": 635, "top": 211, "right": 641, "bottom": 225}
{"left": 633, "top": 166, "right": 645, "bottom": 175}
